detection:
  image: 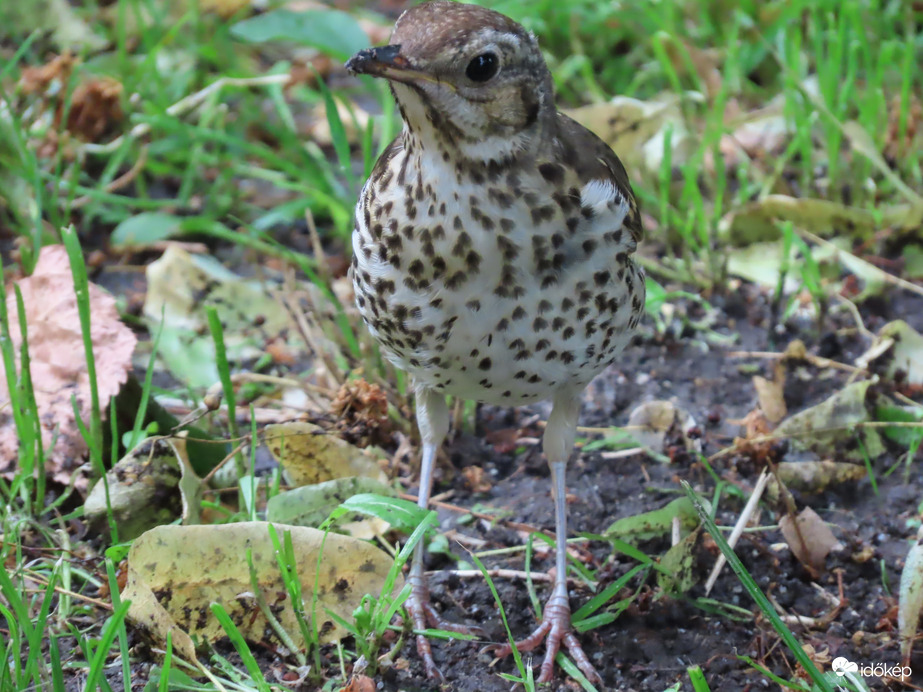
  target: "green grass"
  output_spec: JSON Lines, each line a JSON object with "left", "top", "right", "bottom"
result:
{"left": 1, "top": 0, "right": 922, "bottom": 690}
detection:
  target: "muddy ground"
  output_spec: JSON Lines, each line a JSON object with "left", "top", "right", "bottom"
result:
{"left": 363, "top": 286, "right": 923, "bottom": 691}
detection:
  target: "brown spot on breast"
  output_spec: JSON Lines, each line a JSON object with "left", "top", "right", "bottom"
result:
{"left": 479, "top": 357, "right": 492, "bottom": 370}
{"left": 497, "top": 235, "right": 518, "bottom": 260}
{"left": 538, "top": 162, "right": 565, "bottom": 185}
{"left": 445, "top": 271, "right": 467, "bottom": 290}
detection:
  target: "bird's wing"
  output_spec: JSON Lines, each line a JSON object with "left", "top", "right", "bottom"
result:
{"left": 551, "top": 113, "right": 643, "bottom": 250}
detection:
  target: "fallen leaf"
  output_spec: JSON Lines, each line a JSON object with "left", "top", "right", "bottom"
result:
{"left": 266, "top": 476, "right": 395, "bottom": 539}
{"left": 657, "top": 527, "right": 705, "bottom": 596}
{"left": 725, "top": 240, "right": 800, "bottom": 291}
{"left": 774, "top": 380, "right": 884, "bottom": 463}
{"left": 753, "top": 361, "right": 787, "bottom": 423}
{"left": 461, "top": 466, "right": 492, "bottom": 494}
{"left": 230, "top": 8, "right": 369, "bottom": 61}
{"left": 899, "top": 525, "right": 923, "bottom": 665}
{"left": 626, "top": 400, "right": 699, "bottom": 454}
{"left": 604, "top": 497, "right": 704, "bottom": 544}
{"left": 111, "top": 213, "right": 183, "bottom": 248}
{"left": 18, "top": 54, "right": 76, "bottom": 94}
{"left": 62, "top": 78, "right": 123, "bottom": 142}
{"left": 123, "top": 523, "right": 401, "bottom": 660}
{"left": 779, "top": 507, "right": 842, "bottom": 577}
{"left": 0, "top": 245, "right": 136, "bottom": 485}
{"left": 878, "top": 321, "right": 923, "bottom": 385}
{"left": 564, "top": 94, "right": 700, "bottom": 175}
{"left": 885, "top": 93, "right": 922, "bottom": 163}
{"left": 265, "top": 421, "right": 386, "bottom": 486}
{"left": 771, "top": 460, "right": 866, "bottom": 495}
{"left": 143, "top": 245, "right": 299, "bottom": 388}
{"left": 330, "top": 378, "right": 391, "bottom": 446}
{"left": 84, "top": 437, "right": 203, "bottom": 540}
{"left": 720, "top": 195, "right": 879, "bottom": 246}
{"left": 7, "top": 1, "right": 106, "bottom": 52}
{"left": 340, "top": 675, "right": 376, "bottom": 692}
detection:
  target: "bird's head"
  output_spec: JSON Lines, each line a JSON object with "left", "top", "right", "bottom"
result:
{"left": 346, "top": 1, "right": 554, "bottom": 162}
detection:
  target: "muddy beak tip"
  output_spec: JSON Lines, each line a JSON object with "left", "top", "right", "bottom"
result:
{"left": 345, "top": 45, "right": 407, "bottom": 76}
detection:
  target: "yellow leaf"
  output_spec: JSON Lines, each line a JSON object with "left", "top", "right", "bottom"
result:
{"left": 124, "top": 523, "right": 401, "bottom": 658}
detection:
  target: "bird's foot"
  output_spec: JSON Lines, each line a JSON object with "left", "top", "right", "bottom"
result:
{"left": 485, "top": 595, "right": 601, "bottom": 685}
{"left": 406, "top": 579, "right": 485, "bottom": 680}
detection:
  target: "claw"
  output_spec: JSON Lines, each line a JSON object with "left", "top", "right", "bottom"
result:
{"left": 487, "top": 597, "right": 601, "bottom": 684}
{"left": 406, "top": 579, "right": 484, "bottom": 679}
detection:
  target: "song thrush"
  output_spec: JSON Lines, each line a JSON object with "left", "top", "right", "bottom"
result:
{"left": 346, "top": 1, "right": 644, "bottom": 684}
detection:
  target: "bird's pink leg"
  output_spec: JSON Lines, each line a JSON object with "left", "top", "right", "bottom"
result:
{"left": 489, "top": 394, "right": 601, "bottom": 684}
{"left": 407, "top": 389, "right": 483, "bottom": 679}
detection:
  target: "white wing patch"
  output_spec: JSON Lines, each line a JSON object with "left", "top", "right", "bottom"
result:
{"left": 580, "top": 179, "right": 630, "bottom": 227}
{"left": 580, "top": 179, "right": 617, "bottom": 213}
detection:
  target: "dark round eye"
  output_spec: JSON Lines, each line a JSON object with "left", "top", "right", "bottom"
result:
{"left": 465, "top": 52, "right": 499, "bottom": 82}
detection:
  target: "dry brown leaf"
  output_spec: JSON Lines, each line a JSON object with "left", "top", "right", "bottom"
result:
{"left": 63, "top": 78, "right": 124, "bottom": 142}
{"left": 0, "top": 245, "right": 136, "bottom": 486}
{"left": 461, "top": 466, "right": 492, "bottom": 494}
{"left": 18, "top": 54, "right": 76, "bottom": 94}
{"left": 753, "top": 361, "right": 787, "bottom": 423}
{"left": 779, "top": 506, "right": 842, "bottom": 577}
{"left": 885, "top": 93, "right": 922, "bottom": 162}
{"left": 19, "top": 55, "right": 124, "bottom": 143}
{"left": 330, "top": 378, "right": 391, "bottom": 446}
{"left": 340, "top": 675, "right": 376, "bottom": 692}
{"left": 753, "top": 377, "right": 786, "bottom": 424}
{"left": 773, "top": 460, "right": 866, "bottom": 495}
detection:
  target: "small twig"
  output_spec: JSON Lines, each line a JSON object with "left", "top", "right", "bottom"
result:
{"left": 280, "top": 289, "right": 344, "bottom": 389}
{"left": 832, "top": 294, "right": 874, "bottom": 341}
{"left": 798, "top": 227, "right": 923, "bottom": 299}
{"left": 599, "top": 447, "right": 646, "bottom": 461}
{"left": 22, "top": 576, "right": 112, "bottom": 611}
{"left": 725, "top": 349, "right": 864, "bottom": 374}
{"left": 201, "top": 439, "right": 249, "bottom": 485}
{"left": 70, "top": 145, "right": 148, "bottom": 209}
{"left": 705, "top": 469, "right": 771, "bottom": 595}
{"left": 400, "top": 493, "right": 540, "bottom": 534}
{"left": 433, "top": 568, "right": 554, "bottom": 583}
{"left": 305, "top": 207, "right": 329, "bottom": 284}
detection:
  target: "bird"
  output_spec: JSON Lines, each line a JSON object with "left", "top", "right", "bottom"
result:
{"left": 345, "top": 1, "right": 644, "bottom": 684}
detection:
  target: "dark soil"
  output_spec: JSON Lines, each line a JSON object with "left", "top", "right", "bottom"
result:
{"left": 368, "top": 286, "right": 923, "bottom": 692}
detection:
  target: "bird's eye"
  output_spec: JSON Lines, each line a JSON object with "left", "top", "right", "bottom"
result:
{"left": 465, "top": 52, "right": 499, "bottom": 82}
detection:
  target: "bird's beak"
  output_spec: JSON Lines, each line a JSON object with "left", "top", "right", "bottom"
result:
{"left": 345, "top": 45, "right": 429, "bottom": 85}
